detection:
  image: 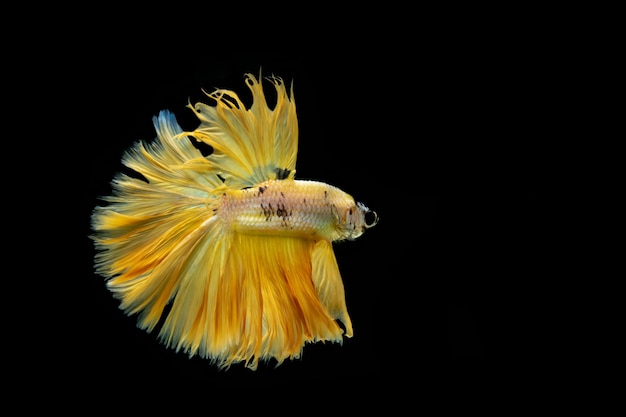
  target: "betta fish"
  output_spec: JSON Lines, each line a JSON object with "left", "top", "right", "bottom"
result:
{"left": 91, "top": 71, "right": 379, "bottom": 370}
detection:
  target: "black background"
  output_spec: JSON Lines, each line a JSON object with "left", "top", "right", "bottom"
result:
{"left": 32, "top": 14, "right": 556, "bottom": 399}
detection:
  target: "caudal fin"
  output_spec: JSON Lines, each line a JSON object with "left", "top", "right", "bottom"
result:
{"left": 91, "top": 111, "right": 224, "bottom": 332}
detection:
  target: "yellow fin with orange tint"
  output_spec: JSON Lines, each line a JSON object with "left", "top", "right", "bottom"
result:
{"left": 312, "top": 240, "right": 354, "bottom": 337}
{"left": 91, "top": 111, "right": 225, "bottom": 333}
{"left": 184, "top": 72, "right": 299, "bottom": 189}
{"left": 156, "top": 233, "right": 346, "bottom": 370}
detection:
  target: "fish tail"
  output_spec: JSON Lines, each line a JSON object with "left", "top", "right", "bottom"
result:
{"left": 91, "top": 110, "right": 225, "bottom": 333}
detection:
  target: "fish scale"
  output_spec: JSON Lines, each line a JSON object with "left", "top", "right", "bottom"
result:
{"left": 220, "top": 179, "right": 358, "bottom": 240}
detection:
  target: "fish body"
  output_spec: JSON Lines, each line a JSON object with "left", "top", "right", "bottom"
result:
{"left": 221, "top": 179, "right": 373, "bottom": 241}
{"left": 91, "top": 72, "right": 378, "bottom": 370}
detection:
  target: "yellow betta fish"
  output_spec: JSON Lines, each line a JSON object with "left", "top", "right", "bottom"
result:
{"left": 91, "top": 71, "right": 379, "bottom": 370}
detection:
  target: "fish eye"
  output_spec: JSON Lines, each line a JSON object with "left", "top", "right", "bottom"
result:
{"left": 364, "top": 210, "right": 379, "bottom": 228}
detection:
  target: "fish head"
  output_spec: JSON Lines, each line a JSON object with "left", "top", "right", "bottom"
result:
{"left": 335, "top": 200, "right": 379, "bottom": 241}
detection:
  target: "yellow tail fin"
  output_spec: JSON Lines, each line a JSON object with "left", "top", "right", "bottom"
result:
{"left": 92, "top": 111, "right": 223, "bottom": 332}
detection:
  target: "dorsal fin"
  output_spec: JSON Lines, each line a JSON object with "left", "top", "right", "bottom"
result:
{"left": 183, "top": 71, "right": 298, "bottom": 188}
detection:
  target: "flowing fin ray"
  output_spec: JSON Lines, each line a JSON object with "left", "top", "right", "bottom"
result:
{"left": 130, "top": 231, "right": 347, "bottom": 371}
{"left": 312, "top": 240, "right": 354, "bottom": 337}
{"left": 184, "top": 72, "right": 298, "bottom": 188}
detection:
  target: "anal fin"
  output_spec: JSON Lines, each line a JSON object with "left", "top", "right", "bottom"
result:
{"left": 223, "top": 234, "right": 344, "bottom": 368}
